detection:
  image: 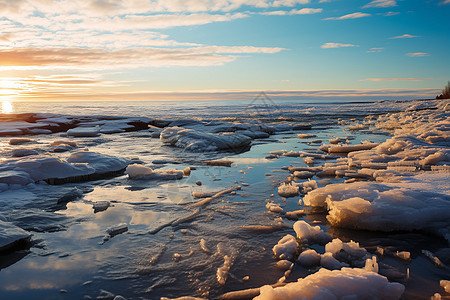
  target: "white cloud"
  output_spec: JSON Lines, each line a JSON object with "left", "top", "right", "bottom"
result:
{"left": 367, "top": 47, "right": 384, "bottom": 53}
{"left": 321, "top": 43, "right": 358, "bottom": 49}
{"left": 0, "top": 0, "right": 318, "bottom": 16}
{"left": 379, "top": 11, "right": 399, "bottom": 16}
{"left": 389, "top": 34, "right": 419, "bottom": 39}
{"left": 272, "top": 0, "right": 310, "bottom": 7}
{"left": 323, "top": 12, "right": 370, "bottom": 20}
{"left": 406, "top": 52, "right": 429, "bottom": 57}
{"left": 261, "top": 8, "right": 322, "bottom": 15}
{"left": 441, "top": 0, "right": 450, "bottom": 4}
{"left": 363, "top": 0, "right": 397, "bottom": 8}
{"left": 0, "top": 46, "right": 285, "bottom": 69}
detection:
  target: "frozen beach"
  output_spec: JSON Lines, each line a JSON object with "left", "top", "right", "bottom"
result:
{"left": 0, "top": 98, "right": 449, "bottom": 300}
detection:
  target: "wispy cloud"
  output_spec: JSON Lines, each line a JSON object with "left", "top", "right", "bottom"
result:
{"left": 0, "top": 46, "right": 285, "bottom": 69}
{"left": 367, "top": 47, "right": 384, "bottom": 53}
{"left": 272, "top": 0, "right": 311, "bottom": 7}
{"left": 363, "top": 0, "right": 397, "bottom": 8}
{"left": 406, "top": 52, "right": 429, "bottom": 57}
{"left": 261, "top": 8, "right": 323, "bottom": 15}
{"left": 379, "top": 11, "right": 400, "bottom": 16}
{"left": 321, "top": 43, "right": 359, "bottom": 49}
{"left": 441, "top": 0, "right": 450, "bottom": 4}
{"left": 323, "top": 12, "right": 370, "bottom": 20}
{"left": 389, "top": 34, "right": 419, "bottom": 39}
{"left": 362, "top": 78, "right": 428, "bottom": 81}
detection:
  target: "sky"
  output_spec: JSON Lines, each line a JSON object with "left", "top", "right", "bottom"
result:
{"left": 0, "top": 0, "right": 449, "bottom": 102}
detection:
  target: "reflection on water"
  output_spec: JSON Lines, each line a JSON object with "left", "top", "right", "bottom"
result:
{"left": 1, "top": 100, "right": 13, "bottom": 114}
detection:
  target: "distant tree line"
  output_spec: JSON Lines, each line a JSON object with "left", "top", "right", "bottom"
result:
{"left": 436, "top": 81, "right": 450, "bottom": 99}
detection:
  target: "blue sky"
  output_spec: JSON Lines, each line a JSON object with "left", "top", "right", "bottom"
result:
{"left": 0, "top": 0, "right": 449, "bottom": 101}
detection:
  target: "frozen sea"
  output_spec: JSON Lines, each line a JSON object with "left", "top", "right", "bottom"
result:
{"left": 0, "top": 98, "right": 449, "bottom": 300}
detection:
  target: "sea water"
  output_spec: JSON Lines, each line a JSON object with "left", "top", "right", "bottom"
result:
{"left": 0, "top": 99, "right": 447, "bottom": 299}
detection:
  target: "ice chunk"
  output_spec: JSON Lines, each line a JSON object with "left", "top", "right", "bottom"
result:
{"left": 297, "top": 249, "right": 321, "bottom": 267}
{"left": 304, "top": 176, "right": 450, "bottom": 241}
{"left": 421, "top": 151, "right": 446, "bottom": 165}
{"left": 106, "top": 223, "right": 128, "bottom": 237}
{"left": 67, "top": 151, "right": 129, "bottom": 174}
{"left": 325, "top": 238, "right": 370, "bottom": 266}
{"left": 320, "top": 252, "right": 349, "bottom": 270}
{"left": 217, "top": 255, "right": 233, "bottom": 285}
{"left": 326, "top": 143, "right": 380, "bottom": 153}
{"left": 125, "top": 164, "right": 153, "bottom": 178}
{"left": 275, "top": 260, "right": 293, "bottom": 270}
{"left": 364, "top": 256, "right": 379, "bottom": 273}
{"left": 9, "top": 138, "right": 35, "bottom": 145}
{"left": 441, "top": 280, "right": 450, "bottom": 294}
{"left": 266, "top": 202, "right": 284, "bottom": 214}
{"left": 297, "top": 134, "right": 316, "bottom": 139}
{"left": 160, "top": 126, "right": 251, "bottom": 152}
{"left": 125, "top": 164, "right": 183, "bottom": 180}
{"left": 0, "top": 170, "right": 34, "bottom": 185}
{"left": 93, "top": 201, "right": 110, "bottom": 213}
{"left": 277, "top": 183, "right": 299, "bottom": 198}
{"left": 255, "top": 267, "right": 404, "bottom": 300}
{"left": 299, "top": 179, "right": 317, "bottom": 194}
{"left": 272, "top": 234, "right": 298, "bottom": 260}
{"left": 50, "top": 140, "right": 78, "bottom": 147}
{"left": 0, "top": 220, "right": 31, "bottom": 253}
{"left": 199, "top": 238, "right": 211, "bottom": 254}
{"left": 67, "top": 125, "right": 100, "bottom": 137}
{"left": 12, "top": 148, "right": 40, "bottom": 157}
{"left": 293, "top": 221, "right": 331, "bottom": 244}
{"left": 293, "top": 171, "right": 314, "bottom": 179}
{"left": 0, "top": 152, "right": 127, "bottom": 185}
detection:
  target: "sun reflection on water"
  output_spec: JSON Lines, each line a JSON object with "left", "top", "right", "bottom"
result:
{"left": 1, "top": 100, "right": 13, "bottom": 113}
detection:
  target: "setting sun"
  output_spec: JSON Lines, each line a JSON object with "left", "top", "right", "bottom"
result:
{"left": 1, "top": 100, "right": 13, "bottom": 113}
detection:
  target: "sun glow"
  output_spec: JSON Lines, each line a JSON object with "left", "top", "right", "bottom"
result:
{"left": 1, "top": 100, "right": 13, "bottom": 114}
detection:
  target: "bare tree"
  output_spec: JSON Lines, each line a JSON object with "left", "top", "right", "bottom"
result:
{"left": 437, "top": 81, "right": 450, "bottom": 99}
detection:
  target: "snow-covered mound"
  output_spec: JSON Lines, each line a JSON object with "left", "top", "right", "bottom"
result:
{"left": 0, "top": 151, "right": 129, "bottom": 186}
{"left": 160, "top": 126, "right": 252, "bottom": 152}
{"left": 254, "top": 266, "right": 404, "bottom": 300}
{"left": 0, "top": 220, "right": 31, "bottom": 253}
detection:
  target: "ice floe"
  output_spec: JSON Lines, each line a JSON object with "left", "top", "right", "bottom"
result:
{"left": 0, "top": 220, "right": 31, "bottom": 253}
{"left": 0, "top": 151, "right": 129, "bottom": 186}
{"left": 254, "top": 266, "right": 404, "bottom": 300}
{"left": 160, "top": 126, "right": 252, "bottom": 152}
